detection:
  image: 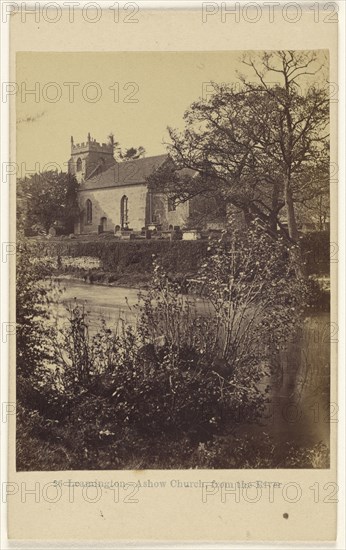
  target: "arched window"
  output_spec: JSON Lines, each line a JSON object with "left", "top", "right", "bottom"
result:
{"left": 120, "top": 195, "right": 129, "bottom": 229}
{"left": 86, "top": 199, "right": 92, "bottom": 224}
{"left": 76, "top": 158, "right": 82, "bottom": 172}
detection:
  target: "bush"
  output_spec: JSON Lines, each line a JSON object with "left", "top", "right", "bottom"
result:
{"left": 300, "top": 231, "right": 330, "bottom": 275}
{"left": 42, "top": 299, "right": 265, "bottom": 449}
{"left": 306, "top": 276, "right": 330, "bottom": 311}
{"left": 16, "top": 237, "right": 61, "bottom": 406}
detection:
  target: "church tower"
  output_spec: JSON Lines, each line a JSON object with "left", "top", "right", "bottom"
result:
{"left": 68, "top": 133, "right": 115, "bottom": 183}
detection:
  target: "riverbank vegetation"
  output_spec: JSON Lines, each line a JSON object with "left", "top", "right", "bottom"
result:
{"left": 26, "top": 232, "right": 330, "bottom": 306}
{"left": 16, "top": 224, "right": 329, "bottom": 470}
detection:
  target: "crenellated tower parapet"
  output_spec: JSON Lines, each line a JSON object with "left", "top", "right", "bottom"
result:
{"left": 69, "top": 133, "right": 115, "bottom": 183}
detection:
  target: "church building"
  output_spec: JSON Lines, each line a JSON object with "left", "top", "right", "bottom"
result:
{"left": 68, "top": 134, "right": 194, "bottom": 235}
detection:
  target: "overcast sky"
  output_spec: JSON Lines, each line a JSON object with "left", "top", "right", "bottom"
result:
{"left": 16, "top": 50, "right": 328, "bottom": 173}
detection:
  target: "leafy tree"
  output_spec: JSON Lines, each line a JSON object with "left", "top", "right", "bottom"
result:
{"left": 120, "top": 146, "right": 146, "bottom": 161}
{"left": 241, "top": 50, "right": 329, "bottom": 241}
{"left": 17, "top": 171, "right": 79, "bottom": 236}
{"left": 152, "top": 51, "right": 329, "bottom": 244}
{"left": 113, "top": 143, "right": 146, "bottom": 162}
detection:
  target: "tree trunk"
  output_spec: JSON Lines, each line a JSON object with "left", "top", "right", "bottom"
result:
{"left": 270, "top": 183, "right": 280, "bottom": 234}
{"left": 284, "top": 176, "right": 305, "bottom": 277}
{"left": 284, "top": 178, "right": 299, "bottom": 242}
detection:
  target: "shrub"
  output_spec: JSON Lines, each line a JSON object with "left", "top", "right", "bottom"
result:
{"left": 300, "top": 231, "right": 330, "bottom": 275}
{"left": 16, "top": 237, "right": 61, "bottom": 406}
{"left": 44, "top": 299, "right": 264, "bottom": 448}
{"left": 306, "top": 276, "right": 330, "bottom": 311}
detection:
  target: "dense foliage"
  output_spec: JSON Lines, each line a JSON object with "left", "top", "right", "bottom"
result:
{"left": 15, "top": 223, "right": 328, "bottom": 471}
{"left": 16, "top": 238, "right": 54, "bottom": 401}
{"left": 300, "top": 231, "right": 331, "bottom": 275}
{"left": 17, "top": 171, "right": 79, "bottom": 236}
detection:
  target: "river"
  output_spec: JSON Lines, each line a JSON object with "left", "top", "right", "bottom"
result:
{"left": 54, "top": 279, "right": 330, "bottom": 450}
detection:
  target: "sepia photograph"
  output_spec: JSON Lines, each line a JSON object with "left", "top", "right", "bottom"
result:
{"left": 15, "top": 49, "right": 332, "bottom": 472}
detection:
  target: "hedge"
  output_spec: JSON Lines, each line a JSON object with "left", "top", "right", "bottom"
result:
{"left": 38, "top": 239, "right": 209, "bottom": 275}
{"left": 33, "top": 231, "right": 330, "bottom": 276}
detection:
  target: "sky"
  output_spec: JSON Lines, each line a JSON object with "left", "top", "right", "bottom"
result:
{"left": 16, "top": 50, "right": 328, "bottom": 173}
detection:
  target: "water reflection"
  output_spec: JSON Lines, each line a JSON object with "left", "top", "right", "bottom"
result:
{"left": 266, "top": 314, "right": 330, "bottom": 447}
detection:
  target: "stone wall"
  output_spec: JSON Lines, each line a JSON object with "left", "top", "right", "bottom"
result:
{"left": 77, "top": 184, "right": 148, "bottom": 234}
{"left": 151, "top": 193, "right": 189, "bottom": 229}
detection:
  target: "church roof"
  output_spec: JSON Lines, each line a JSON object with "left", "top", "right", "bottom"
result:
{"left": 80, "top": 154, "right": 168, "bottom": 190}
